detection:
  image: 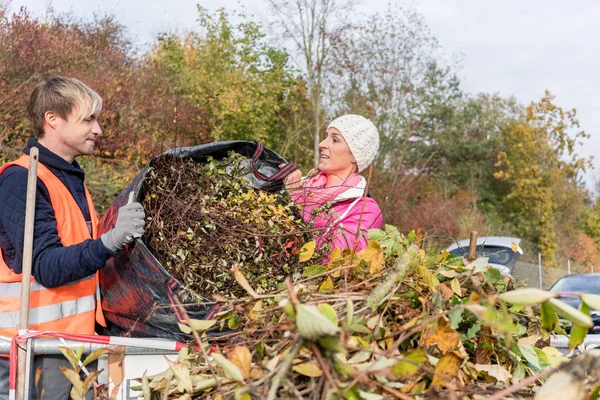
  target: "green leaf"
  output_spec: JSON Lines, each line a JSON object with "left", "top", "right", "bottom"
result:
{"left": 484, "top": 268, "right": 502, "bottom": 284}
{"left": 302, "top": 264, "right": 326, "bottom": 278}
{"left": 367, "top": 228, "right": 387, "bottom": 242}
{"left": 498, "top": 288, "right": 555, "bottom": 306}
{"left": 448, "top": 308, "right": 463, "bottom": 329}
{"left": 541, "top": 302, "right": 558, "bottom": 331}
{"left": 549, "top": 298, "right": 593, "bottom": 328}
{"left": 589, "top": 385, "right": 600, "bottom": 400}
{"left": 518, "top": 343, "right": 540, "bottom": 370}
{"left": 296, "top": 304, "right": 340, "bottom": 340}
{"left": 417, "top": 264, "right": 439, "bottom": 290}
{"left": 580, "top": 293, "right": 600, "bottom": 310}
{"left": 212, "top": 353, "right": 244, "bottom": 382}
{"left": 346, "top": 298, "right": 354, "bottom": 326}
{"left": 318, "top": 303, "right": 338, "bottom": 324}
{"left": 467, "top": 322, "right": 481, "bottom": 339}
{"left": 569, "top": 301, "right": 590, "bottom": 351}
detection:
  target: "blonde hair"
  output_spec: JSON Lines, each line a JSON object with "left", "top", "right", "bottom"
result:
{"left": 27, "top": 76, "right": 102, "bottom": 138}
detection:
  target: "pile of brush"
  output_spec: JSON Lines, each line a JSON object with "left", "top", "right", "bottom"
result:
{"left": 141, "top": 151, "right": 320, "bottom": 298}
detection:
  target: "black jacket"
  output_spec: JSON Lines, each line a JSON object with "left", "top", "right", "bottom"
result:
{"left": 0, "top": 138, "right": 114, "bottom": 288}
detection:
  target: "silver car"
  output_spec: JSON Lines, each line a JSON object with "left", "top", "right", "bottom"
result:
{"left": 447, "top": 236, "right": 523, "bottom": 279}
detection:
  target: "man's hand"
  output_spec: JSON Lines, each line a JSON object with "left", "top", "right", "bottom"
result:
{"left": 280, "top": 163, "right": 303, "bottom": 192}
{"left": 100, "top": 202, "right": 146, "bottom": 252}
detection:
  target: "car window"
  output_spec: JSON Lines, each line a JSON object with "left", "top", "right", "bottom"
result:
{"left": 550, "top": 276, "right": 600, "bottom": 294}
{"left": 449, "top": 245, "right": 520, "bottom": 271}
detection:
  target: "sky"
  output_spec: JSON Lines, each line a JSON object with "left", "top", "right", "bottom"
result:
{"left": 8, "top": 0, "right": 600, "bottom": 189}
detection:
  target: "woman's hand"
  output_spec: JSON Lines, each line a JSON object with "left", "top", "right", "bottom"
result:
{"left": 280, "top": 164, "right": 303, "bottom": 192}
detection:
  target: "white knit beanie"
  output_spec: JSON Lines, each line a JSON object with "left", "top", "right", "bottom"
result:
{"left": 327, "top": 114, "right": 379, "bottom": 173}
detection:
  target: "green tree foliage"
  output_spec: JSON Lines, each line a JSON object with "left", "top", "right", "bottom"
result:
{"left": 150, "top": 6, "right": 314, "bottom": 168}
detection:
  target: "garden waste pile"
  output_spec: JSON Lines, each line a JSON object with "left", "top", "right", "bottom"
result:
{"left": 142, "top": 151, "right": 320, "bottom": 299}
{"left": 133, "top": 224, "right": 600, "bottom": 399}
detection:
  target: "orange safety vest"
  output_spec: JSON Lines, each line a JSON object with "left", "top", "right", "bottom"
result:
{"left": 0, "top": 154, "right": 106, "bottom": 339}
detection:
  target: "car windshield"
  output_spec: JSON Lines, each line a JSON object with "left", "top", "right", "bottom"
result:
{"left": 449, "top": 245, "right": 521, "bottom": 272}
{"left": 550, "top": 276, "right": 600, "bottom": 295}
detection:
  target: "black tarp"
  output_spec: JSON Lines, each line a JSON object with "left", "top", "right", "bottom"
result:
{"left": 97, "top": 141, "right": 295, "bottom": 341}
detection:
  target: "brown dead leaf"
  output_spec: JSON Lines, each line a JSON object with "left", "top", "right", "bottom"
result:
{"left": 227, "top": 346, "right": 252, "bottom": 379}
{"left": 438, "top": 283, "right": 454, "bottom": 300}
{"left": 431, "top": 353, "right": 462, "bottom": 388}
{"left": 475, "top": 327, "right": 494, "bottom": 364}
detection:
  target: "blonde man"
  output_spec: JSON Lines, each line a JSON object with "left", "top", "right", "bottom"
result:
{"left": 0, "top": 76, "right": 145, "bottom": 399}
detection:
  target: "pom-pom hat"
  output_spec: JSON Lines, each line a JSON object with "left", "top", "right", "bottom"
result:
{"left": 327, "top": 114, "right": 379, "bottom": 173}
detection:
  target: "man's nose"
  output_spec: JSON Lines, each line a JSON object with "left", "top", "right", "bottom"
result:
{"left": 92, "top": 120, "right": 102, "bottom": 136}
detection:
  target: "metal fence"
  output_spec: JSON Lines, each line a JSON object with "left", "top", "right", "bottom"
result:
{"left": 512, "top": 255, "right": 594, "bottom": 289}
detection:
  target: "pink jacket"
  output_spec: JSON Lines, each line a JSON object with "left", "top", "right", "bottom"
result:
{"left": 291, "top": 174, "right": 384, "bottom": 254}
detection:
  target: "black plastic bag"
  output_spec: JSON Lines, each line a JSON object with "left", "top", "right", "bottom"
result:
{"left": 97, "top": 141, "right": 296, "bottom": 341}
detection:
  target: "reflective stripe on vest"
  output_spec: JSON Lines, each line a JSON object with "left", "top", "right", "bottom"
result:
{"left": 0, "top": 155, "right": 106, "bottom": 338}
{"left": 0, "top": 294, "right": 96, "bottom": 329}
{"left": 0, "top": 274, "right": 95, "bottom": 298}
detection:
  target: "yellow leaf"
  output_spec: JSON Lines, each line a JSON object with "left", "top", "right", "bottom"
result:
{"left": 227, "top": 346, "right": 252, "bottom": 379}
{"left": 328, "top": 247, "right": 342, "bottom": 266}
{"left": 318, "top": 276, "right": 334, "bottom": 293}
{"left": 450, "top": 278, "right": 462, "bottom": 297}
{"left": 178, "top": 319, "right": 217, "bottom": 334}
{"left": 292, "top": 362, "right": 322, "bottom": 377}
{"left": 420, "top": 320, "right": 461, "bottom": 355}
{"left": 299, "top": 240, "right": 316, "bottom": 262}
{"left": 511, "top": 242, "right": 518, "bottom": 252}
{"left": 357, "top": 240, "right": 385, "bottom": 275}
{"left": 431, "top": 353, "right": 462, "bottom": 388}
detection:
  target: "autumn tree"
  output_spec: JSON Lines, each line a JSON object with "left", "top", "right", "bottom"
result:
{"left": 494, "top": 92, "right": 590, "bottom": 266}
{"left": 268, "top": 0, "right": 355, "bottom": 167}
{"left": 150, "top": 6, "right": 312, "bottom": 165}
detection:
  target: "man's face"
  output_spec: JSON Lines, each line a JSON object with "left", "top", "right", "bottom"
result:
{"left": 55, "top": 108, "right": 102, "bottom": 160}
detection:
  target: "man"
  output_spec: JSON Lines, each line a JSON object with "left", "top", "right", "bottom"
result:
{"left": 0, "top": 76, "right": 145, "bottom": 399}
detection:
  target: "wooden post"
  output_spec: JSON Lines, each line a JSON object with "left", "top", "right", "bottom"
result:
{"left": 538, "top": 252, "right": 543, "bottom": 289}
{"left": 16, "top": 147, "right": 39, "bottom": 400}
{"left": 568, "top": 259, "right": 571, "bottom": 275}
{"left": 468, "top": 231, "right": 478, "bottom": 261}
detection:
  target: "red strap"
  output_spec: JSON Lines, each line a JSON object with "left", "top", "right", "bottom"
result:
{"left": 251, "top": 143, "right": 298, "bottom": 182}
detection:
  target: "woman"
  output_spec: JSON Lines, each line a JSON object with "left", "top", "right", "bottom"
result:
{"left": 284, "top": 114, "right": 383, "bottom": 254}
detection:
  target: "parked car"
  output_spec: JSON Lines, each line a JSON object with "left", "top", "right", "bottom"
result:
{"left": 549, "top": 273, "right": 600, "bottom": 334}
{"left": 447, "top": 236, "right": 523, "bottom": 279}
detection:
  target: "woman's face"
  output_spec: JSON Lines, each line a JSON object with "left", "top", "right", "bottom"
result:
{"left": 318, "top": 127, "right": 356, "bottom": 177}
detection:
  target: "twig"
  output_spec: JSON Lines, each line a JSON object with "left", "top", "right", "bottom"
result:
{"left": 347, "top": 164, "right": 374, "bottom": 291}
{"left": 373, "top": 380, "right": 413, "bottom": 399}
{"left": 366, "top": 245, "right": 419, "bottom": 311}
{"left": 310, "top": 343, "right": 336, "bottom": 388}
{"left": 487, "top": 365, "right": 559, "bottom": 400}
{"left": 267, "top": 339, "right": 303, "bottom": 400}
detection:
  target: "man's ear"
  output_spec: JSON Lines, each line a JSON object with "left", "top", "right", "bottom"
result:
{"left": 43, "top": 111, "right": 60, "bottom": 130}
